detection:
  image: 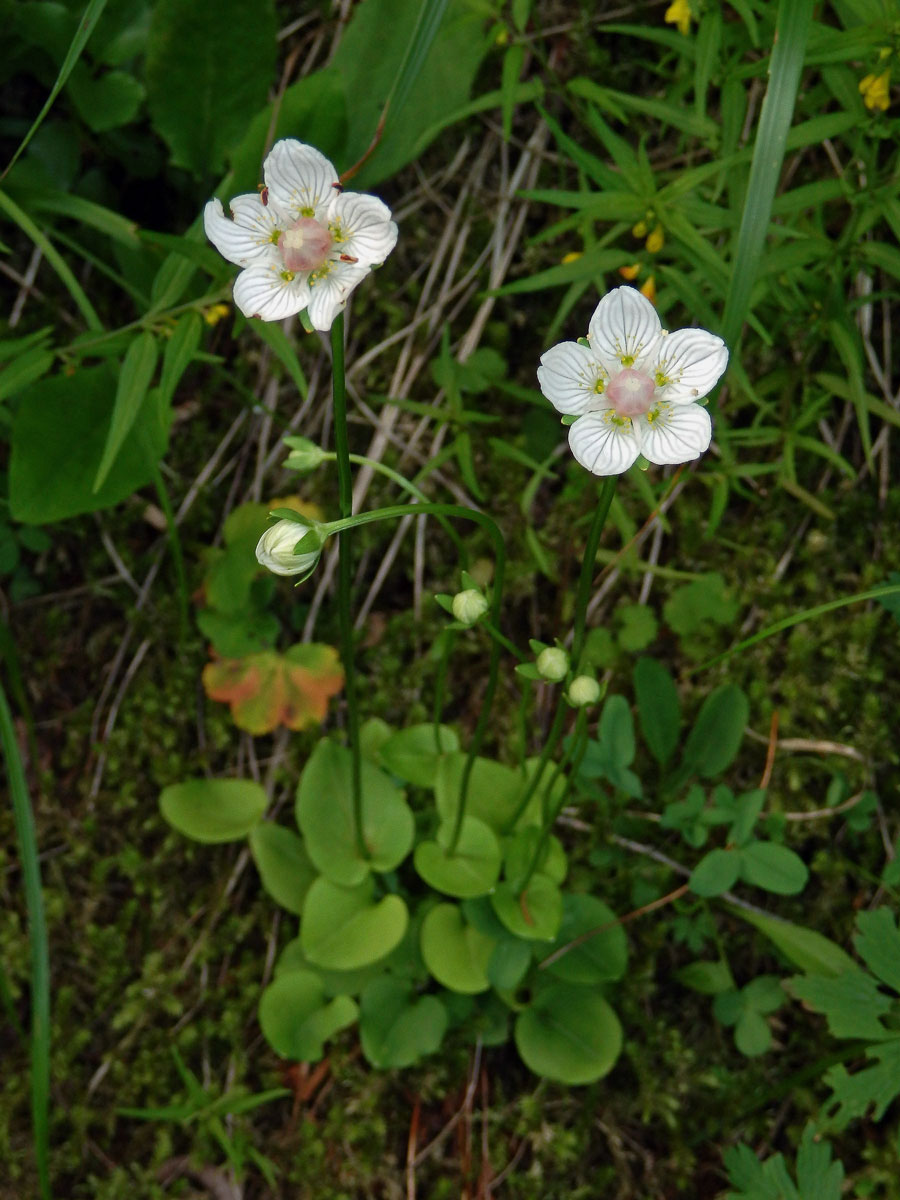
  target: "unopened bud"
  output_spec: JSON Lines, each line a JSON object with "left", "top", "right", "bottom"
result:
{"left": 568, "top": 675, "right": 601, "bottom": 707}
{"left": 645, "top": 225, "right": 664, "bottom": 254}
{"left": 283, "top": 437, "right": 327, "bottom": 474}
{"left": 256, "top": 518, "right": 324, "bottom": 578}
{"left": 536, "top": 647, "right": 569, "bottom": 682}
{"left": 451, "top": 588, "right": 489, "bottom": 626}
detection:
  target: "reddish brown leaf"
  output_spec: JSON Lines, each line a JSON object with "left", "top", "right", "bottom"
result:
{"left": 203, "top": 643, "right": 343, "bottom": 734}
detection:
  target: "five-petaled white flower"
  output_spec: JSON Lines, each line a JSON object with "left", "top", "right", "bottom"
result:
{"left": 204, "top": 139, "right": 398, "bottom": 331}
{"left": 537, "top": 287, "right": 728, "bottom": 476}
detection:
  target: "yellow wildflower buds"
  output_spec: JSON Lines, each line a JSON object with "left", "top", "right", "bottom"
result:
{"left": 561, "top": 251, "right": 582, "bottom": 265}
{"left": 645, "top": 225, "right": 664, "bottom": 254}
{"left": 618, "top": 263, "right": 641, "bottom": 281}
{"left": 203, "top": 303, "right": 230, "bottom": 326}
{"left": 859, "top": 70, "right": 891, "bottom": 112}
{"left": 664, "top": 0, "right": 692, "bottom": 36}
{"left": 631, "top": 219, "right": 648, "bottom": 239}
{"left": 451, "top": 588, "right": 489, "bottom": 626}
{"left": 640, "top": 275, "right": 657, "bottom": 304}
{"left": 568, "top": 675, "right": 601, "bottom": 707}
{"left": 536, "top": 646, "right": 569, "bottom": 682}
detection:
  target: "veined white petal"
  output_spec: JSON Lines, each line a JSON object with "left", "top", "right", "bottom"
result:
{"left": 264, "top": 139, "right": 339, "bottom": 222}
{"left": 568, "top": 411, "right": 641, "bottom": 476}
{"left": 330, "top": 192, "right": 398, "bottom": 267}
{"left": 653, "top": 327, "right": 729, "bottom": 404}
{"left": 537, "top": 341, "right": 608, "bottom": 416}
{"left": 588, "top": 286, "right": 662, "bottom": 373}
{"left": 232, "top": 263, "right": 311, "bottom": 322}
{"left": 204, "top": 196, "right": 281, "bottom": 267}
{"left": 637, "top": 400, "right": 711, "bottom": 465}
{"left": 307, "top": 261, "right": 370, "bottom": 331}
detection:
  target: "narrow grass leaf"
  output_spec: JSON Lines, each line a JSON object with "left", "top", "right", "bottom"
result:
{"left": 94, "top": 331, "right": 159, "bottom": 492}
{"left": 1, "top": 0, "right": 109, "bottom": 178}
{"left": 0, "top": 682, "right": 50, "bottom": 1199}
{"left": 720, "top": 0, "right": 815, "bottom": 351}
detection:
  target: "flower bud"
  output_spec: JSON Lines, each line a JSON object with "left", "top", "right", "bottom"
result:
{"left": 451, "top": 588, "right": 489, "bottom": 626}
{"left": 283, "top": 437, "right": 327, "bottom": 474}
{"left": 256, "top": 518, "right": 324, "bottom": 577}
{"left": 568, "top": 675, "right": 601, "bottom": 707}
{"left": 536, "top": 646, "right": 569, "bottom": 682}
{"left": 645, "top": 225, "right": 664, "bottom": 254}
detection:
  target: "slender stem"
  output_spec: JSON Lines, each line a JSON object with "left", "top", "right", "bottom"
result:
{"left": 432, "top": 628, "right": 455, "bottom": 736}
{"left": 502, "top": 476, "right": 617, "bottom": 834}
{"left": 519, "top": 710, "right": 588, "bottom": 891}
{"left": 330, "top": 314, "right": 365, "bottom": 858}
{"left": 326, "top": 501, "right": 506, "bottom": 855}
{"left": 571, "top": 476, "right": 617, "bottom": 668}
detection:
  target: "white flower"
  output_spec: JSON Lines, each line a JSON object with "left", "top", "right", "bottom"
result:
{"left": 256, "top": 519, "right": 323, "bottom": 577}
{"left": 537, "top": 287, "right": 728, "bottom": 476}
{"left": 204, "top": 139, "right": 398, "bottom": 331}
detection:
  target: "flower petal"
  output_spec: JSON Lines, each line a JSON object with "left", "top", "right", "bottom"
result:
{"left": 568, "top": 411, "right": 641, "bottom": 476}
{"left": 537, "top": 341, "right": 608, "bottom": 416}
{"left": 204, "top": 196, "right": 281, "bottom": 267}
{"left": 588, "top": 286, "right": 662, "bottom": 373}
{"left": 638, "top": 400, "right": 711, "bottom": 465}
{"left": 654, "top": 327, "right": 728, "bottom": 404}
{"left": 232, "top": 263, "right": 311, "bottom": 322}
{"left": 330, "top": 192, "right": 398, "bottom": 267}
{"left": 307, "top": 261, "right": 370, "bottom": 331}
{"left": 264, "top": 139, "right": 339, "bottom": 222}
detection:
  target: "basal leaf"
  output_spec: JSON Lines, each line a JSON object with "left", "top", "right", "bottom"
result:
{"left": 515, "top": 984, "right": 623, "bottom": 1084}
{"left": 160, "top": 778, "right": 267, "bottom": 843}
{"left": 202, "top": 644, "right": 343, "bottom": 736}
{"left": 420, "top": 904, "right": 495, "bottom": 994}
{"left": 300, "top": 877, "right": 408, "bottom": 971}
{"left": 258, "top": 970, "right": 357, "bottom": 1061}
{"left": 359, "top": 978, "right": 447, "bottom": 1068}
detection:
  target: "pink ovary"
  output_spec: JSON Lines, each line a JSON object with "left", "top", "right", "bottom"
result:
{"left": 606, "top": 368, "right": 656, "bottom": 417}
{"left": 278, "top": 218, "right": 333, "bottom": 272}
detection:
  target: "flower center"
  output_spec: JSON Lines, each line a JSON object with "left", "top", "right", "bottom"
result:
{"left": 278, "top": 217, "right": 333, "bottom": 272}
{"left": 605, "top": 367, "right": 656, "bottom": 418}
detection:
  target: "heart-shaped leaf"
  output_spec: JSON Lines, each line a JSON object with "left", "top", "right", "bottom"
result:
{"left": 420, "top": 903, "right": 495, "bottom": 994}
{"left": 301, "top": 876, "right": 408, "bottom": 970}
{"left": 249, "top": 823, "right": 317, "bottom": 914}
{"left": 543, "top": 893, "right": 628, "bottom": 984}
{"left": 515, "top": 983, "right": 623, "bottom": 1084}
{"left": 491, "top": 875, "right": 562, "bottom": 941}
{"left": 414, "top": 816, "right": 501, "bottom": 898}
{"left": 160, "top": 778, "right": 266, "bottom": 842}
{"left": 296, "top": 740, "right": 415, "bottom": 886}
{"left": 359, "top": 977, "right": 447, "bottom": 1068}
{"left": 377, "top": 723, "right": 459, "bottom": 786}
{"left": 258, "top": 969, "right": 357, "bottom": 1061}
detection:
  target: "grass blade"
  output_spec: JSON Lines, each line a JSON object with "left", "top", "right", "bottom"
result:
{"left": 720, "top": 0, "right": 815, "bottom": 351}
{"left": 0, "top": 678, "right": 51, "bottom": 1198}
{"left": 1, "top": 0, "right": 109, "bottom": 179}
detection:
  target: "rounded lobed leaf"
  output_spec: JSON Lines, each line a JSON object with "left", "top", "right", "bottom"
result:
{"left": 258, "top": 969, "right": 357, "bottom": 1061}
{"left": 301, "top": 877, "right": 409, "bottom": 970}
{"left": 420, "top": 904, "right": 495, "bottom": 995}
{"left": 515, "top": 984, "right": 623, "bottom": 1084}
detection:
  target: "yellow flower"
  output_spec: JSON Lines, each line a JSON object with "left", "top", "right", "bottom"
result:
{"left": 645, "top": 225, "right": 665, "bottom": 254}
{"left": 640, "top": 275, "right": 657, "bottom": 305}
{"left": 859, "top": 70, "right": 891, "bottom": 112}
{"left": 618, "top": 263, "right": 641, "bottom": 281}
{"left": 664, "top": 0, "right": 692, "bottom": 36}
{"left": 561, "top": 251, "right": 582, "bottom": 265}
{"left": 203, "top": 303, "right": 230, "bottom": 326}
{"left": 631, "top": 219, "right": 648, "bottom": 239}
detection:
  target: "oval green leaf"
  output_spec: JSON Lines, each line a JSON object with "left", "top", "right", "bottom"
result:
{"left": 301, "top": 876, "right": 408, "bottom": 970}
{"left": 258, "top": 969, "right": 357, "bottom": 1061}
{"left": 515, "top": 984, "right": 623, "bottom": 1084}
{"left": 420, "top": 903, "right": 495, "bottom": 994}
{"left": 296, "top": 740, "right": 414, "bottom": 886}
{"left": 414, "top": 815, "right": 501, "bottom": 898}
{"left": 249, "top": 823, "right": 317, "bottom": 915}
{"left": 689, "top": 848, "right": 741, "bottom": 897}
{"left": 434, "top": 754, "right": 524, "bottom": 831}
{"left": 160, "top": 778, "right": 266, "bottom": 842}
{"left": 682, "top": 684, "right": 749, "bottom": 778}
{"left": 739, "top": 840, "right": 809, "bottom": 895}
